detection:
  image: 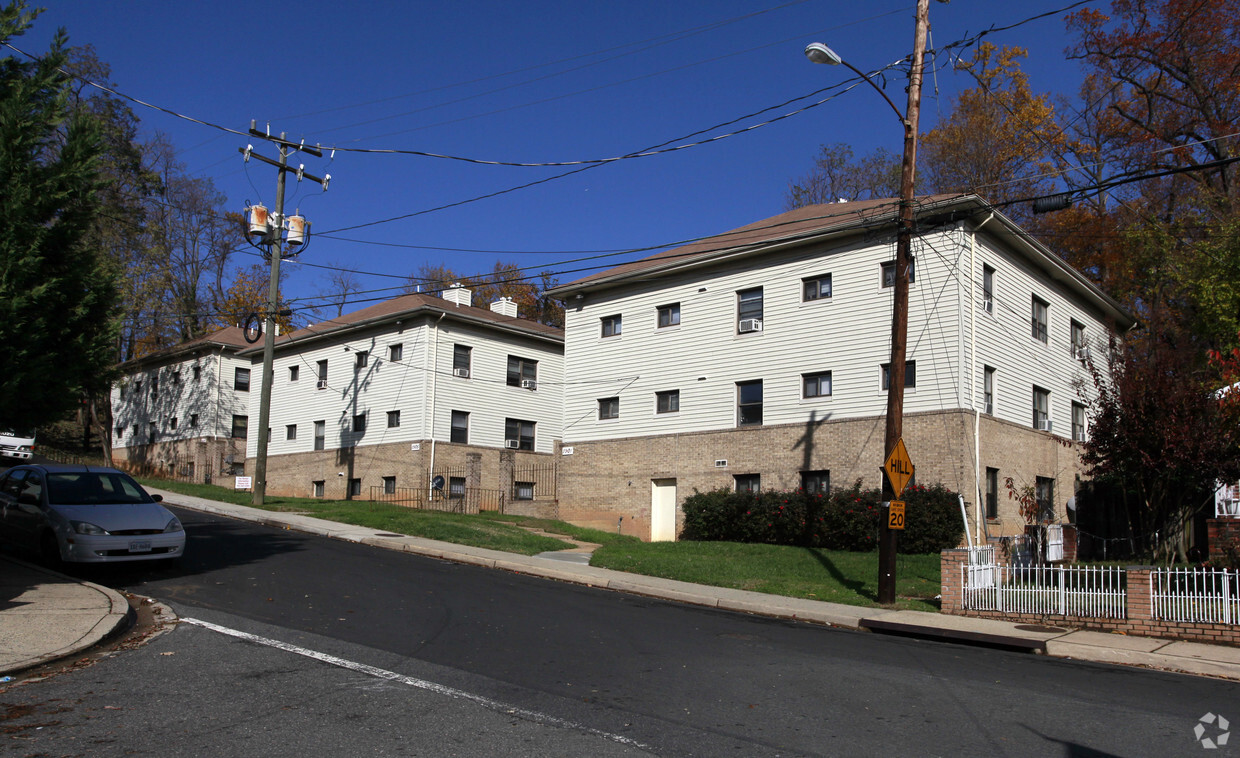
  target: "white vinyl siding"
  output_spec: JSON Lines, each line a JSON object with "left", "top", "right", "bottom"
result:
{"left": 110, "top": 351, "right": 253, "bottom": 449}
{"left": 561, "top": 223, "right": 1117, "bottom": 444}
{"left": 250, "top": 318, "right": 563, "bottom": 458}
{"left": 561, "top": 233, "right": 961, "bottom": 441}
{"left": 965, "top": 233, "right": 1111, "bottom": 436}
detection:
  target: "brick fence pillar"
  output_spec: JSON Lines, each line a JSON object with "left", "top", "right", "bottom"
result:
{"left": 1126, "top": 566, "right": 1153, "bottom": 625}
{"left": 940, "top": 549, "right": 970, "bottom": 615}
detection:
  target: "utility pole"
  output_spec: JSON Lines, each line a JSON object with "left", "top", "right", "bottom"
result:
{"left": 878, "top": 0, "right": 931, "bottom": 605}
{"left": 240, "top": 123, "right": 329, "bottom": 506}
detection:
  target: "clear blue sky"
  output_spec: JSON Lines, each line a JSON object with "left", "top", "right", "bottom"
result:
{"left": 22, "top": 1, "right": 1091, "bottom": 319}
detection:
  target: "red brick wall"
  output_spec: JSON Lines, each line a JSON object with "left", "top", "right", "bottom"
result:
{"left": 1208, "top": 519, "right": 1240, "bottom": 563}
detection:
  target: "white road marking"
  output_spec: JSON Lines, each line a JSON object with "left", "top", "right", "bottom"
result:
{"left": 181, "top": 617, "right": 650, "bottom": 750}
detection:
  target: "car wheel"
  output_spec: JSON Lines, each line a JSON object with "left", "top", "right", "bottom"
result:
{"left": 40, "top": 532, "right": 63, "bottom": 567}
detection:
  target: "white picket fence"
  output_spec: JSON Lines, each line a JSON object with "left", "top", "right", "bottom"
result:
{"left": 962, "top": 564, "right": 1127, "bottom": 619}
{"left": 1150, "top": 568, "right": 1239, "bottom": 625}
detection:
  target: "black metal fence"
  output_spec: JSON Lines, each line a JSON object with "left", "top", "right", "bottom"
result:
{"left": 368, "top": 484, "right": 504, "bottom": 514}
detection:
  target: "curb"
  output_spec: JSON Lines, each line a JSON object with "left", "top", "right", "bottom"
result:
{"left": 0, "top": 557, "right": 133, "bottom": 675}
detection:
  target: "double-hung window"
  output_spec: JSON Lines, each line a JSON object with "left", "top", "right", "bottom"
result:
{"left": 314, "top": 420, "right": 325, "bottom": 450}
{"left": 234, "top": 368, "right": 250, "bottom": 392}
{"left": 452, "top": 345, "right": 471, "bottom": 378}
{"left": 737, "top": 288, "right": 763, "bottom": 332}
{"left": 656, "top": 390, "right": 679, "bottom": 414}
{"left": 1033, "top": 387, "right": 1050, "bottom": 431}
{"left": 1070, "top": 320, "right": 1086, "bottom": 360}
{"left": 450, "top": 411, "right": 469, "bottom": 443}
{"left": 505, "top": 418, "right": 535, "bottom": 450}
{"left": 983, "top": 367, "right": 995, "bottom": 415}
{"left": 737, "top": 380, "right": 763, "bottom": 426}
{"left": 601, "top": 315, "right": 621, "bottom": 337}
{"left": 1071, "top": 402, "right": 1087, "bottom": 442}
{"left": 389, "top": 343, "right": 403, "bottom": 362}
{"left": 985, "top": 468, "right": 999, "bottom": 519}
{"left": 1032, "top": 296, "right": 1049, "bottom": 343}
{"left": 982, "top": 265, "right": 995, "bottom": 313}
{"left": 507, "top": 356, "right": 538, "bottom": 388}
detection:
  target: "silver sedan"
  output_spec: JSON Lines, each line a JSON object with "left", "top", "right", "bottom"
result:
{"left": 0, "top": 464, "right": 185, "bottom": 564}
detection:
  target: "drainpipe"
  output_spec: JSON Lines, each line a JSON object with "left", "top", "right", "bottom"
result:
{"left": 971, "top": 211, "right": 995, "bottom": 546}
{"left": 427, "top": 312, "right": 446, "bottom": 502}
{"left": 214, "top": 344, "right": 225, "bottom": 473}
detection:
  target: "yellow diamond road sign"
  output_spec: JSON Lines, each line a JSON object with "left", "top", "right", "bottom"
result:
{"left": 884, "top": 438, "right": 914, "bottom": 497}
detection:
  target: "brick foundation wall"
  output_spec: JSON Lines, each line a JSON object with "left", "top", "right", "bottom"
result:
{"left": 113, "top": 436, "right": 244, "bottom": 484}
{"left": 558, "top": 409, "right": 1088, "bottom": 541}
{"left": 250, "top": 440, "right": 557, "bottom": 507}
{"left": 941, "top": 549, "right": 1239, "bottom": 646}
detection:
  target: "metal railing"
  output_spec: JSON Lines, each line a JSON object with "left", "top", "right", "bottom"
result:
{"left": 368, "top": 485, "right": 504, "bottom": 514}
{"left": 1150, "top": 568, "right": 1238, "bottom": 625}
{"left": 963, "top": 564, "right": 1127, "bottom": 619}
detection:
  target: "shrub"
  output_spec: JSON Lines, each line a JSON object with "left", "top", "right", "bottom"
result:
{"left": 679, "top": 481, "right": 964, "bottom": 554}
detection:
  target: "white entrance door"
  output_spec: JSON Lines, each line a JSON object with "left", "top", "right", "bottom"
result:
{"left": 651, "top": 479, "right": 677, "bottom": 542}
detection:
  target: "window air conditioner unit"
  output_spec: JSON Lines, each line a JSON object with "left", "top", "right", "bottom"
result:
{"left": 1075, "top": 347, "right": 1091, "bottom": 362}
{"left": 520, "top": 379, "right": 537, "bottom": 390}
{"left": 1074, "top": 431, "right": 1087, "bottom": 442}
{"left": 1040, "top": 420, "right": 1053, "bottom": 432}
{"left": 316, "top": 379, "right": 328, "bottom": 389}
{"left": 504, "top": 440, "right": 520, "bottom": 449}
{"left": 453, "top": 368, "right": 470, "bottom": 378}
{"left": 738, "top": 318, "right": 763, "bottom": 333}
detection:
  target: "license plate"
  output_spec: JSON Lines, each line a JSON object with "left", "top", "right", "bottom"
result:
{"left": 129, "top": 540, "right": 152, "bottom": 553}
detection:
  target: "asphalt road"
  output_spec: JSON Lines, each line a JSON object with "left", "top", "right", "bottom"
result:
{"left": 4, "top": 506, "right": 1238, "bottom": 756}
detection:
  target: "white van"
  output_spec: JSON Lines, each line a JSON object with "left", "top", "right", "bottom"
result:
{"left": 0, "top": 430, "right": 35, "bottom": 460}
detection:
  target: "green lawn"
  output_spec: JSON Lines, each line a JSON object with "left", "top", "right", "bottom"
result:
{"left": 591, "top": 541, "right": 941, "bottom": 612}
{"left": 140, "top": 478, "right": 942, "bottom": 611}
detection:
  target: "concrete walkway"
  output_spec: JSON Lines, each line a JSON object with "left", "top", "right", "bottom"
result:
{"left": 3, "top": 486, "right": 1239, "bottom": 681}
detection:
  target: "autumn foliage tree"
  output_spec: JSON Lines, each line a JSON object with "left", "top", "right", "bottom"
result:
{"left": 1081, "top": 326, "right": 1240, "bottom": 563}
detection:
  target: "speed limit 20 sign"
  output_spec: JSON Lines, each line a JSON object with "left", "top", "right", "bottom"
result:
{"left": 888, "top": 500, "right": 906, "bottom": 530}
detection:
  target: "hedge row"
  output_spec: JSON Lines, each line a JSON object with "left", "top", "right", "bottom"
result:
{"left": 679, "top": 482, "right": 965, "bottom": 554}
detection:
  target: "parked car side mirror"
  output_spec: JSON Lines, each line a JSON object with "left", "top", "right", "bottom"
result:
{"left": 151, "top": 494, "right": 163, "bottom": 502}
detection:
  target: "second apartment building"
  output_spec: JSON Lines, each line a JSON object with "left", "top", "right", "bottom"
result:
{"left": 243, "top": 287, "right": 564, "bottom": 509}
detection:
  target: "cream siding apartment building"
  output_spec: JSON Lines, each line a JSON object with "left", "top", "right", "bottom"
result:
{"left": 548, "top": 195, "right": 1134, "bottom": 541}
{"left": 111, "top": 327, "right": 253, "bottom": 481}
{"left": 241, "top": 287, "right": 564, "bottom": 508}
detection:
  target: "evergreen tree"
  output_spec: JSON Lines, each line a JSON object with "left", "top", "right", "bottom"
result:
{"left": 0, "top": 2, "right": 120, "bottom": 432}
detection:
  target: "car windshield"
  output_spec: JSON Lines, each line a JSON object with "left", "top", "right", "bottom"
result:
{"left": 46, "top": 472, "right": 152, "bottom": 506}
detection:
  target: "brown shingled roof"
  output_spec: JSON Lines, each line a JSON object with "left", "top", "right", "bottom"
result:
{"left": 119, "top": 325, "right": 253, "bottom": 369}
{"left": 256, "top": 291, "right": 561, "bottom": 354}
{"left": 552, "top": 195, "right": 965, "bottom": 293}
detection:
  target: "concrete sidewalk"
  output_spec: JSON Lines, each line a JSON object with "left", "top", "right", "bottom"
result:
{"left": 0, "top": 555, "right": 131, "bottom": 675}
{"left": 3, "top": 487, "right": 1239, "bottom": 681}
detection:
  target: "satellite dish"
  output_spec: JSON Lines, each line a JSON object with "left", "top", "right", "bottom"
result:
{"left": 431, "top": 475, "right": 445, "bottom": 491}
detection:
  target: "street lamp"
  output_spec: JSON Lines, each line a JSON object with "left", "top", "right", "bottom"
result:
{"left": 804, "top": 0, "right": 929, "bottom": 605}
